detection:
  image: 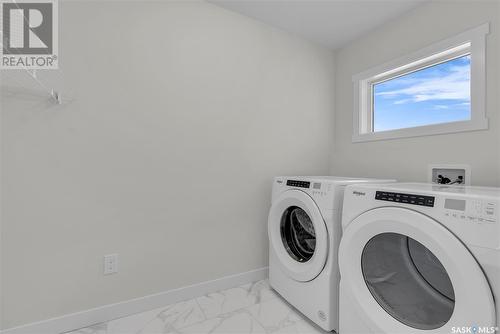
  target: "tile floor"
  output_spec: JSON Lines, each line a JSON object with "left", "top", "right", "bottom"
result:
{"left": 66, "top": 279, "right": 331, "bottom": 334}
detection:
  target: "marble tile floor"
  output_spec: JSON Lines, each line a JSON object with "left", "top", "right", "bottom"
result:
{"left": 66, "top": 279, "right": 332, "bottom": 334}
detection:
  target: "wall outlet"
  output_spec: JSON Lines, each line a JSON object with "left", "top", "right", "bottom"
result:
{"left": 428, "top": 164, "right": 471, "bottom": 185}
{"left": 103, "top": 254, "right": 118, "bottom": 275}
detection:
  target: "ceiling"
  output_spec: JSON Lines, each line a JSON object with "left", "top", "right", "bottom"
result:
{"left": 209, "top": 0, "right": 426, "bottom": 50}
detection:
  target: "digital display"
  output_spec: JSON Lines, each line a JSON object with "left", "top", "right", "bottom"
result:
{"left": 444, "top": 198, "right": 466, "bottom": 211}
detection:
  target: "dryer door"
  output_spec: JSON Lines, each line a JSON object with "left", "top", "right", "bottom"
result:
{"left": 339, "top": 207, "right": 495, "bottom": 333}
{"left": 268, "top": 189, "right": 328, "bottom": 282}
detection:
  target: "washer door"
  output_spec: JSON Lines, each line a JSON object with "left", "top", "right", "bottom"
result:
{"left": 339, "top": 207, "right": 495, "bottom": 333}
{"left": 268, "top": 189, "right": 328, "bottom": 282}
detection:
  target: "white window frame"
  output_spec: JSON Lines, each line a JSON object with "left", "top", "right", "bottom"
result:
{"left": 352, "top": 23, "right": 489, "bottom": 143}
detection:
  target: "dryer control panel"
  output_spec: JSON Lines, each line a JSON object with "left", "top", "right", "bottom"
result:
{"left": 286, "top": 180, "right": 310, "bottom": 188}
{"left": 375, "top": 191, "right": 435, "bottom": 207}
{"left": 443, "top": 198, "right": 497, "bottom": 224}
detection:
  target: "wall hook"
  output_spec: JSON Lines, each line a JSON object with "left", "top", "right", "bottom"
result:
{"left": 50, "top": 89, "right": 62, "bottom": 104}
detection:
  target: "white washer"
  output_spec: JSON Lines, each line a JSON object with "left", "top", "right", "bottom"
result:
{"left": 339, "top": 183, "right": 500, "bottom": 334}
{"left": 268, "top": 176, "right": 395, "bottom": 331}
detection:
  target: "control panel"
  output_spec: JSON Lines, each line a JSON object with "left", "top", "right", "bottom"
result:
{"left": 444, "top": 198, "right": 497, "bottom": 224}
{"left": 375, "top": 191, "right": 435, "bottom": 207}
{"left": 286, "top": 180, "right": 310, "bottom": 188}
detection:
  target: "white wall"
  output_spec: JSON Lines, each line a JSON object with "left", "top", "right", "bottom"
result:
{"left": 0, "top": 1, "right": 334, "bottom": 329}
{"left": 331, "top": 1, "right": 500, "bottom": 186}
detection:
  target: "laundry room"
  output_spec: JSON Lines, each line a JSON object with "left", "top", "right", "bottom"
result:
{"left": 0, "top": 1, "right": 498, "bottom": 334}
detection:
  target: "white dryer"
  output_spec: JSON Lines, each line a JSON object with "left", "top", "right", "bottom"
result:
{"left": 339, "top": 183, "right": 500, "bottom": 334}
{"left": 268, "top": 176, "right": 395, "bottom": 331}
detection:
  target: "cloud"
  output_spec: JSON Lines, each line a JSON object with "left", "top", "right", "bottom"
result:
{"left": 394, "top": 99, "right": 412, "bottom": 105}
{"left": 375, "top": 62, "right": 470, "bottom": 104}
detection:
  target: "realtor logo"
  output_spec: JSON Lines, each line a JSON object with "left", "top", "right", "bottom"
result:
{"left": 1, "top": 0, "right": 58, "bottom": 69}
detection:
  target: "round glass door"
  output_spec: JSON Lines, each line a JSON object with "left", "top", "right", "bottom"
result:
{"left": 280, "top": 206, "right": 316, "bottom": 262}
{"left": 339, "top": 207, "right": 495, "bottom": 333}
{"left": 361, "top": 233, "right": 455, "bottom": 330}
{"left": 268, "top": 189, "right": 328, "bottom": 282}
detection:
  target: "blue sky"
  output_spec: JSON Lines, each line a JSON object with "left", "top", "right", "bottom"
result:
{"left": 373, "top": 55, "right": 471, "bottom": 132}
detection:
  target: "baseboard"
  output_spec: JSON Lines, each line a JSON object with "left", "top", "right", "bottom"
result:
{"left": 1, "top": 267, "right": 268, "bottom": 334}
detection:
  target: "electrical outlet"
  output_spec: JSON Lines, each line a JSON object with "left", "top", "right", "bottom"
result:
{"left": 103, "top": 254, "right": 118, "bottom": 275}
{"left": 428, "top": 164, "right": 471, "bottom": 185}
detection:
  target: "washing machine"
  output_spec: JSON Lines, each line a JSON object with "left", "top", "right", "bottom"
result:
{"left": 339, "top": 183, "right": 500, "bottom": 334}
{"left": 268, "top": 176, "right": 395, "bottom": 331}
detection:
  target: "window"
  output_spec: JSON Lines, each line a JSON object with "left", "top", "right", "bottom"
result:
{"left": 373, "top": 54, "right": 471, "bottom": 132}
{"left": 352, "top": 23, "right": 489, "bottom": 142}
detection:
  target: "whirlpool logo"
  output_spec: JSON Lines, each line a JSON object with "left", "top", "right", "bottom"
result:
{"left": 352, "top": 191, "right": 366, "bottom": 196}
{"left": 451, "top": 326, "right": 498, "bottom": 334}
